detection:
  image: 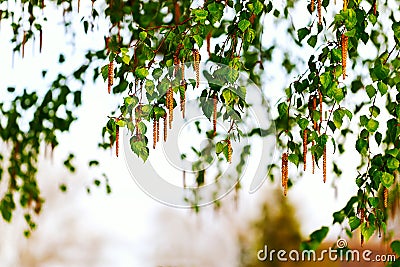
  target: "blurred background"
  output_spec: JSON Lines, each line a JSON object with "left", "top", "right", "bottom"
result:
{"left": 0, "top": 1, "right": 399, "bottom": 266}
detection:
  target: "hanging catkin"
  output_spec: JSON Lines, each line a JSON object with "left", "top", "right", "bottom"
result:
{"left": 213, "top": 94, "right": 217, "bottom": 134}
{"left": 317, "top": 0, "right": 322, "bottom": 24}
{"left": 153, "top": 116, "right": 157, "bottom": 149}
{"left": 311, "top": 0, "right": 315, "bottom": 12}
{"left": 193, "top": 49, "right": 200, "bottom": 88}
{"left": 282, "top": 152, "right": 289, "bottom": 196}
{"left": 384, "top": 187, "right": 388, "bottom": 208}
{"left": 115, "top": 124, "right": 119, "bottom": 157}
{"left": 303, "top": 129, "right": 308, "bottom": 171}
{"left": 163, "top": 113, "right": 167, "bottom": 142}
{"left": 227, "top": 139, "right": 232, "bottom": 164}
{"left": 108, "top": 61, "right": 114, "bottom": 94}
{"left": 167, "top": 87, "right": 174, "bottom": 129}
{"left": 323, "top": 145, "right": 327, "bottom": 183}
{"left": 341, "top": 33, "right": 348, "bottom": 79}
{"left": 180, "top": 82, "right": 186, "bottom": 118}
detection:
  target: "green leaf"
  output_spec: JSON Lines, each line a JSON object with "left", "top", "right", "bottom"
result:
{"left": 373, "top": 63, "right": 390, "bottom": 80}
{"left": 310, "top": 226, "right": 329, "bottom": 243}
{"left": 254, "top": 0, "right": 264, "bottom": 15}
{"left": 368, "top": 197, "right": 379, "bottom": 208}
{"left": 122, "top": 54, "right": 130, "bottom": 65}
{"left": 332, "top": 86, "right": 344, "bottom": 102}
{"left": 238, "top": 19, "right": 251, "bottom": 32}
{"left": 381, "top": 172, "right": 394, "bottom": 188}
{"left": 278, "top": 102, "right": 288, "bottom": 119}
{"left": 193, "top": 35, "right": 203, "bottom": 47}
{"left": 361, "top": 222, "right": 376, "bottom": 242}
{"left": 297, "top": 27, "right": 310, "bottom": 42}
{"left": 135, "top": 67, "right": 149, "bottom": 79}
{"left": 356, "top": 138, "right": 368, "bottom": 156}
{"left": 288, "top": 153, "right": 299, "bottom": 166}
{"left": 298, "top": 118, "right": 309, "bottom": 130}
{"left": 365, "top": 85, "right": 376, "bottom": 99}
{"left": 387, "top": 157, "right": 399, "bottom": 170}
{"left": 320, "top": 72, "right": 332, "bottom": 89}
{"left": 333, "top": 109, "right": 344, "bottom": 129}
{"left": 130, "top": 138, "right": 149, "bottom": 162}
{"left": 391, "top": 240, "right": 400, "bottom": 256}
{"left": 145, "top": 80, "right": 155, "bottom": 95}
{"left": 216, "top": 141, "right": 224, "bottom": 154}
{"left": 375, "top": 132, "right": 382, "bottom": 145}
{"left": 124, "top": 96, "right": 138, "bottom": 106}
{"left": 192, "top": 9, "right": 209, "bottom": 22}
{"left": 377, "top": 81, "right": 388, "bottom": 95}
{"left": 349, "top": 216, "right": 361, "bottom": 231}
{"left": 365, "top": 119, "right": 379, "bottom": 132}
{"left": 307, "top": 35, "right": 317, "bottom": 48}
{"left": 139, "top": 31, "right": 147, "bottom": 41}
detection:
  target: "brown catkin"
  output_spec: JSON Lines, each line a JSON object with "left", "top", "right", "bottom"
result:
{"left": 343, "top": 0, "right": 348, "bottom": 11}
{"left": 373, "top": 0, "right": 377, "bottom": 15}
{"left": 206, "top": 32, "right": 212, "bottom": 57}
{"left": 313, "top": 96, "right": 317, "bottom": 131}
{"left": 108, "top": 61, "right": 114, "bottom": 94}
{"left": 341, "top": 33, "right": 348, "bottom": 80}
{"left": 157, "top": 117, "right": 160, "bottom": 142}
{"left": 311, "top": 0, "right": 315, "bottom": 12}
{"left": 323, "top": 145, "right": 327, "bottom": 183}
{"left": 317, "top": 0, "right": 322, "bottom": 24}
{"left": 181, "top": 58, "right": 185, "bottom": 82}
{"left": 180, "top": 82, "right": 186, "bottom": 118}
{"left": 78, "top": 0, "right": 80, "bottom": 12}
{"left": 360, "top": 208, "right": 365, "bottom": 224}
{"left": 282, "top": 152, "right": 289, "bottom": 196}
{"left": 213, "top": 94, "right": 217, "bottom": 134}
{"left": 384, "top": 187, "right": 388, "bottom": 208}
{"left": 153, "top": 117, "right": 157, "bottom": 149}
{"left": 163, "top": 113, "right": 167, "bottom": 142}
{"left": 303, "top": 129, "right": 308, "bottom": 171}
{"left": 193, "top": 49, "right": 200, "bottom": 88}
{"left": 167, "top": 87, "right": 174, "bottom": 129}
{"left": 115, "top": 124, "right": 119, "bottom": 157}
{"left": 227, "top": 139, "right": 232, "bottom": 163}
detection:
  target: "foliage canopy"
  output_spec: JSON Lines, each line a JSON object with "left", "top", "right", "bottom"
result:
{"left": 1, "top": 0, "right": 400, "bottom": 257}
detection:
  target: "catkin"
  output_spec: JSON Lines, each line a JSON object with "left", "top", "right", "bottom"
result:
{"left": 317, "top": 0, "right": 322, "bottom": 25}
{"left": 343, "top": 0, "right": 347, "bottom": 11}
{"left": 163, "top": 113, "right": 167, "bottom": 142}
{"left": 193, "top": 49, "right": 200, "bottom": 88}
{"left": 213, "top": 94, "right": 217, "bottom": 134}
{"left": 167, "top": 87, "right": 174, "bottom": 129}
{"left": 384, "top": 187, "right": 388, "bottom": 208}
{"left": 282, "top": 152, "right": 289, "bottom": 196}
{"left": 313, "top": 96, "right": 317, "bottom": 131}
{"left": 206, "top": 32, "right": 212, "bottom": 57}
{"left": 341, "top": 33, "right": 348, "bottom": 80}
{"left": 323, "top": 145, "right": 327, "bottom": 183}
{"left": 115, "top": 124, "right": 119, "bottom": 157}
{"left": 373, "top": 0, "right": 377, "bottom": 15}
{"left": 180, "top": 82, "right": 186, "bottom": 118}
{"left": 153, "top": 116, "right": 157, "bottom": 149}
{"left": 311, "top": 0, "right": 315, "bottom": 12}
{"left": 227, "top": 139, "right": 232, "bottom": 163}
{"left": 303, "top": 129, "right": 308, "bottom": 171}
{"left": 108, "top": 61, "right": 114, "bottom": 94}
